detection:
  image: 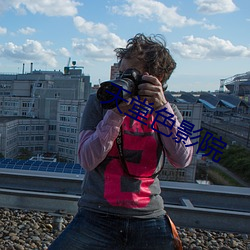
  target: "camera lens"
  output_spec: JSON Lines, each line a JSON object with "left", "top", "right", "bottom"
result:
{"left": 97, "top": 79, "right": 135, "bottom": 109}
{"left": 97, "top": 81, "right": 123, "bottom": 109}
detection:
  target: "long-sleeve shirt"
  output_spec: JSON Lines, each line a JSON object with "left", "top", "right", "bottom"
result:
{"left": 77, "top": 93, "right": 193, "bottom": 218}
{"left": 78, "top": 101, "right": 193, "bottom": 172}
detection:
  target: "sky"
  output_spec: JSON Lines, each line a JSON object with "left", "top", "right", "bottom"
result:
{"left": 0, "top": 0, "right": 249, "bottom": 92}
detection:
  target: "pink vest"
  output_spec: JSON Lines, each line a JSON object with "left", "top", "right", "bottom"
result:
{"left": 104, "top": 115, "right": 163, "bottom": 209}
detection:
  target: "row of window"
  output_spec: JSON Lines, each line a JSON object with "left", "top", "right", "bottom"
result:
{"left": 60, "top": 104, "right": 78, "bottom": 112}
{"left": 5, "top": 136, "right": 45, "bottom": 146}
{"left": 19, "top": 136, "right": 44, "bottom": 141}
{"left": 59, "top": 115, "right": 77, "bottom": 123}
{"left": 19, "top": 125, "right": 45, "bottom": 131}
{"left": 59, "top": 125, "right": 77, "bottom": 134}
{"left": 49, "top": 125, "right": 57, "bottom": 131}
{"left": 58, "top": 136, "right": 76, "bottom": 144}
{"left": 4, "top": 134, "right": 75, "bottom": 145}
{"left": 6, "top": 137, "right": 17, "bottom": 146}
{"left": 6, "top": 127, "right": 18, "bottom": 135}
{"left": 0, "top": 84, "right": 11, "bottom": 89}
{"left": 0, "top": 102, "right": 80, "bottom": 110}
{"left": 160, "top": 169, "right": 185, "bottom": 177}
{"left": 19, "top": 146, "right": 44, "bottom": 152}
{"left": 0, "top": 101, "right": 19, "bottom": 107}
{"left": 48, "top": 135, "right": 56, "bottom": 140}
{"left": 4, "top": 124, "right": 75, "bottom": 135}
{"left": 0, "top": 110, "right": 19, "bottom": 116}
{"left": 0, "top": 92, "right": 62, "bottom": 98}
{"left": 181, "top": 110, "right": 192, "bottom": 117}
{"left": 0, "top": 92, "right": 11, "bottom": 96}
{"left": 58, "top": 146, "right": 75, "bottom": 156}
{"left": 22, "top": 102, "right": 34, "bottom": 108}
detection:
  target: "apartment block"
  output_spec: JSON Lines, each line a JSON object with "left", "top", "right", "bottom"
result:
{"left": 110, "top": 62, "right": 119, "bottom": 80}
{"left": 0, "top": 64, "right": 89, "bottom": 162}
{"left": 159, "top": 103, "right": 203, "bottom": 182}
{"left": 0, "top": 62, "right": 203, "bottom": 182}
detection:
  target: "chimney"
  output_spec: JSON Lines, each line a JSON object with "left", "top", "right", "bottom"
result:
{"left": 30, "top": 62, "right": 33, "bottom": 73}
{"left": 22, "top": 63, "right": 25, "bottom": 74}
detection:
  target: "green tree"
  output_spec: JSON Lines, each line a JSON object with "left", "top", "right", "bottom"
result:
{"left": 17, "top": 148, "right": 33, "bottom": 160}
{"left": 200, "top": 129, "right": 250, "bottom": 183}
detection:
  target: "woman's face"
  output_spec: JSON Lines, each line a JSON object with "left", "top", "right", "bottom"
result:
{"left": 118, "top": 58, "right": 144, "bottom": 76}
{"left": 119, "top": 58, "right": 163, "bottom": 82}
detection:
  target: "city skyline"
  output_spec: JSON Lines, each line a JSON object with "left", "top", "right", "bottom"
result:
{"left": 0, "top": 0, "right": 249, "bottom": 92}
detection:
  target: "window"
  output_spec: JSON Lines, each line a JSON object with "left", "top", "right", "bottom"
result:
{"left": 49, "top": 125, "right": 56, "bottom": 131}
{"left": 48, "top": 135, "right": 56, "bottom": 140}
{"left": 181, "top": 110, "right": 192, "bottom": 118}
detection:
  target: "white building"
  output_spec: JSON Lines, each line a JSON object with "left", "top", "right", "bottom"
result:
{"left": 0, "top": 63, "right": 203, "bottom": 182}
{"left": 159, "top": 103, "right": 203, "bottom": 182}
{"left": 0, "top": 63, "right": 90, "bottom": 162}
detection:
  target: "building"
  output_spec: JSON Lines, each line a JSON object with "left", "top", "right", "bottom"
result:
{"left": 0, "top": 62, "right": 90, "bottom": 162}
{"left": 220, "top": 71, "right": 250, "bottom": 100}
{"left": 159, "top": 102, "right": 203, "bottom": 183}
{"left": 0, "top": 117, "right": 48, "bottom": 159}
{"left": 0, "top": 62, "right": 204, "bottom": 183}
{"left": 110, "top": 63, "right": 119, "bottom": 80}
{"left": 178, "top": 92, "right": 249, "bottom": 115}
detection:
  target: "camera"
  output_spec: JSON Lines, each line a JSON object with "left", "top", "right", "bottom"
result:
{"left": 97, "top": 68, "right": 144, "bottom": 109}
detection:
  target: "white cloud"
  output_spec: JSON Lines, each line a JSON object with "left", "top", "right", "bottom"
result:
{"left": 0, "top": 0, "right": 81, "bottom": 16}
{"left": 59, "top": 47, "right": 70, "bottom": 57}
{"left": 194, "top": 0, "right": 238, "bottom": 15}
{"left": 110, "top": 0, "right": 204, "bottom": 32}
{"left": 73, "top": 16, "right": 109, "bottom": 36}
{"left": 201, "top": 19, "right": 219, "bottom": 30}
{"left": 0, "top": 39, "right": 57, "bottom": 67}
{"left": 72, "top": 37, "right": 116, "bottom": 62}
{"left": 18, "top": 27, "right": 36, "bottom": 35}
{"left": 0, "top": 26, "right": 7, "bottom": 35}
{"left": 72, "top": 16, "right": 126, "bottom": 61}
{"left": 171, "top": 36, "right": 250, "bottom": 59}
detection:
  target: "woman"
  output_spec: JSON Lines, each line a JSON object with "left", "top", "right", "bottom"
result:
{"left": 49, "top": 33, "right": 193, "bottom": 250}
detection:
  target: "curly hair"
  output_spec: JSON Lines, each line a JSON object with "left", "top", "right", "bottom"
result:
{"left": 114, "top": 33, "right": 176, "bottom": 85}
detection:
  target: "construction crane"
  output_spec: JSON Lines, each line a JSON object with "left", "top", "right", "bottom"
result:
{"left": 67, "top": 57, "right": 71, "bottom": 67}
{"left": 64, "top": 57, "right": 71, "bottom": 74}
{"left": 64, "top": 57, "right": 84, "bottom": 74}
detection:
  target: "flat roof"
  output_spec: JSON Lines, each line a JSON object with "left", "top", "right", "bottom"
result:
{"left": 0, "top": 116, "right": 29, "bottom": 123}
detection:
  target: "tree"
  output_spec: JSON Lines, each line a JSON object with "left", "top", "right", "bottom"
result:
{"left": 17, "top": 148, "right": 33, "bottom": 160}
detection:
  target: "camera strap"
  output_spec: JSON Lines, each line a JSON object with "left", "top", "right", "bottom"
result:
{"left": 116, "top": 128, "right": 132, "bottom": 177}
{"left": 116, "top": 127, "right": 164, "bottom": 179}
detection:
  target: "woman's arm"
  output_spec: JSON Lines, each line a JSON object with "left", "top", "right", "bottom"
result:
{"left": 78, "top": 110, "right": 124, "bottom": 172}
{"left": 155, "top": 102, "right": 193, "bottom": 168}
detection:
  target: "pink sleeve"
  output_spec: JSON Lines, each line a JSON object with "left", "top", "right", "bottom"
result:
{"left": 155, "top": 102, "right": 193, "bottom": 168}
{"left": 79, "top": 103, "right": 193, "bottom": 171}
{"left": 78, "top": 110, "right": 125, "bottom": 171}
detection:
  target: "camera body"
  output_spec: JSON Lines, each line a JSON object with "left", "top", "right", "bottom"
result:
{"left": 97, "top": 68, "right": 143, "bottom": 109}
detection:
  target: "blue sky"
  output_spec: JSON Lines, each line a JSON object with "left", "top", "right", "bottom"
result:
{"left": 0, "top": 0, "right": 249, "bottom": 92}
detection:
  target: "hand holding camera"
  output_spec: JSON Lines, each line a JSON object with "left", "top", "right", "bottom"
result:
{"left": 138, "top": 73, "right": 167, "bottom": 110}
{"left": 97, "top": 68, "right": 167, "bottom": 111}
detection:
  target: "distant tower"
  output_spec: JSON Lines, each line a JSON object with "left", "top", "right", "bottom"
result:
{"left": 219, "top": 79, "right": 225, "bottom": 92}
{"left": 110, "top": 63, "right": 119, "bottom": 80}
{"left": 30, "top": 62, "right": 33, "bottom": 73}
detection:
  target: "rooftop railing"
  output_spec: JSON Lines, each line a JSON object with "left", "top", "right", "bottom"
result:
{"left": 0, "top": 168, "right": 249, "bottom": 234}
